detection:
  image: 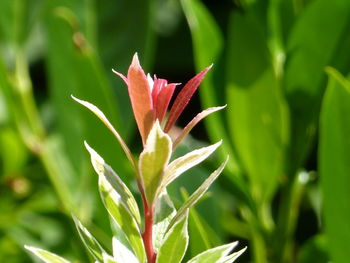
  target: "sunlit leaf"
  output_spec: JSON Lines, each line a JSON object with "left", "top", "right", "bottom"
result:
{"left": 156, "top": 210, "right": 189, "bottom": 263}
{"left": 72, "top": 215, "right": 106, "bottom": 262}
{"left": 186, "top": 242, "right": 245, "bottom": 263}
{"left": 153, "top": 190, "right": 177, "bottom": 252}
{"left": 167, "top": 157, "right": 228, "bottom": 232}
{"left": 85, "top": 143, "right": 145, "bottom": 263}
{"left": 25, "top": 246, "right": 71, "bottom": 263}
{"left": 139, "top": 121, "right": 172, "bottom": 205}
{"left": 112, "top": 237, "right": 139, "bottom": 263}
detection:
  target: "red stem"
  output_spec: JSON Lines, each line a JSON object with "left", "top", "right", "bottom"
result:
{"left": 141, "top": 189, "right": 156, "bottom": 263}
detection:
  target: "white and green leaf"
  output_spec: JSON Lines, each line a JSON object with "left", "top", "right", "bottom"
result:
{"left": 103, "top": 253, "right": 118, "bottom": 263}
{"left": 112, "top": 237, "right": 139, "bottom": 263}
{"left": 139, "top": 120, "right": 172, "bottom": 205}
{"left": 153, "top": 190, "right": 177, "bottom": 252}
{"left": 186, "top": 242, "right": 244, "bottom": 263}
{"left": 85, "top": 143, "right": 146, "bottom": 263}
{"left": 156, "top": 210, "right": 189, "bottom": 263}
{"left": 167, "top": 157, "right": 228, "bottom": 232}
{"left": 25, "top": 246, "right": 71, "bottom": 263}
{"left": 218, "top": 247, "right": 247, "bottom": 263}
{"left": 157, "top": 141, "right": 222, "bottom": 199}
{"left": 72, "top": 215, "right": 106, "bottom": 262}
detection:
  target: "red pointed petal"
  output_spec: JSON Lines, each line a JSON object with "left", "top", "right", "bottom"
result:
{"left": 156, "top": 83, "right": 177, "bottom": 123}
{"left": 164, "top": 65, "right": 212, "bottom": 132}
{"left": 152, "top": 77, "right": 167, "bottom": 108}
{"left": 173, "top": 105, "right": 226, "bottom": 149}
{"left": 112, "top": 69, "right": 129, "bottom": 85}
{"left": 127, "top": 53, "right": 155, "bottom": 144}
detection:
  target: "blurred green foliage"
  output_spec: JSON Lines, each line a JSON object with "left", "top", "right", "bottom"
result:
{"left": 1, "top": 0, "right": 350, "bottom": 262}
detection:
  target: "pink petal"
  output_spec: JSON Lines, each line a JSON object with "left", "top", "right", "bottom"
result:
{"left": 173, "top": 105, "right": 226, "bottom": 150}
{"left": 164, "top": 65, "right": 212, "bottom": 132}
{"left": 155, "top": 83, "right": 177, "bottom": 123}
{"left": 127, "top": 53, "right": 155, "bottom": 145}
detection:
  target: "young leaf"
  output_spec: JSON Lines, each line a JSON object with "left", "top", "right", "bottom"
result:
{"left": 167, "top": 157, "right": 228, "bottom": 232}
{"left": 186, "top": 242, "right": 242, "bottom": 263}
{"left": 126, "top": 53, "right": 155, "bottom": 145}
{"left": 85, "top": 143, "right": 146, "bottom": 263}
{"left": 25, "top": 246, "right": 71, "bottom": 263}
{"left": 153, "top": 190, "right": 177, "bottom": 252}
{"left": 72, "top": 215, "right": 106, "bottom": 262}
{"left": 159, "top": 141, "right": 222, "bottom": 195}
{"left": 72, "top": 96, "right": 137, "bottom": 171}
{"left": 139, "top": 121, "right": 172, "bottom": 205}
{"left": 218, "top": 247, "right": 247, "bottom": 263}
{"left": 112, "top": 237, "right": 139, "bottom": 263}
{"left": 173, "top": 106, "right": 226, "bottom": 149}
{"left": 156, "top": 210, "right": 189, "bottom": 263}
{"left": 164, "top": 65, "right": 212, "bottom": 133}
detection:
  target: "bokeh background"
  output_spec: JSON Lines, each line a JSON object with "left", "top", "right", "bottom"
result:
{"left": 1, "top": 0, "right": 350, "bottom": 262}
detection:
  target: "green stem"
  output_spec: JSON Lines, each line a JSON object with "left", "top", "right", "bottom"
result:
{"left": 12, "top": 48, "right": 73, "bottom": 213}
{"left": 272, "top": 172, "right": 306, "bottom": 263}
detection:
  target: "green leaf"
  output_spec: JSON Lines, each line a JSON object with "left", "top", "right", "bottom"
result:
{"left": 158, "top": 141, "right": 222, "bottom": 198}
{"left": 167, "top": 157, "right": 228, "bottom": 232}
{"left": 226, "top": 10, "right": 289, "bottom": 201}
{"left": 85, "top": 143, "right": 145, "bottom": 263}
{"left": 25, "top": 246, "right": 71, "bottom": 263}
{"left": 284, "top": 0, "right": 350, "bottom": 172}
{"left": 72, "top": 215, "right": 106, "bottom": 262}
{"left": 319, "top": 68, "right": 350, "bottom": 263}
{"left": 180, "top": 0, "right": 239, "bottom": 176}
{"left": 103, "top": 253, "right": 117, "bottom": 263}
{"left": 139, "top": 121, "right": 172, "bottom": 205}
{"left": 153, "top": 190, "right": 177, "bottom": 252}
{"left": 112, "top": 237, "right": 139, "bottom": 263}
{"left": 186, "top": 242, "right": 245, "bottom": 263}
{"left": 156, "top": 210, "right": 189, "bottom": 263}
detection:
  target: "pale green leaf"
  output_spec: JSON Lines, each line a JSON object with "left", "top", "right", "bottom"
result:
{"left": 73, "top": 96, "right": 137, "bottom": 171}
{"left": 112, "top": 237, "right": 139, "bottom": 263}
{"left": 153, "top": 190, "right": 177, "bottom": 252}
{"left": 218, "top": 247, "right": 247, "bottom": 263}
{"left": 167, "top": 157, "right": 228, "bottom": 232}
{"left": 156, "top": 210, "right": 189, "bottom": 263}
{"left": 25, "top": 246, "right": 71, "bottom": 263}
{"left": 72, "top": 215, "right": 106, "bottom": 262}
{"left": 186, "top": 242, "right": 243, "bottom": 263}
{"left": 85, "top": 143, "right": 146, "bottom": 263}
{"left": 103, "top": 253, "right": 117, "bottom": 263}
{"left": 158, "top": 141, "right": 222, "bottom": 199}
{"left": 139, "top": 121, "right": 172, "bottom": 205}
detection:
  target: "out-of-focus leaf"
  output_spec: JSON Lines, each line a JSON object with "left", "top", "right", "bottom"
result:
{"left": 158, "top": 141, "right": 221, "bottom": 197}
{"left": 167, "top": 157, "right": 228, "bottom": 232}
{"left": 156, "top": 210, "right": 189, "bottom": 263}
{"left": 153, "top": 190, "right": 176, "bottom": 252}
{"left": 103, "top": 253, "right": 117, "bottom": 263}
{"left": 112, "top": 237, "right": 139, "bottom": 263}
{"left": 298, "top": 235, "right": 329, "bottom": 263}
{"left": 72, "top": 215, "right": 105, "bottom": 262}
{"left": 96, "top": 0, "right": 156, "bottom": 134}
{"left": 319, "top": 68, "right": 350, "bottom": 263}
{"left": 139, "top": 121, "right": 172, "bottom": 205}
{"left": 284, "top": 0, "right": 350, "bottom": 173}
{"left": 85, "top": 143, "right": 145, "bottom": 263}
{"left": 25, "top": 246, "right": 71, "bottom": 263}
{"left": 186, "top": 242, "right": 244, "bottom": 263}
{"left": 180, "top": 0, "right": 239, "bottom": 175}
{"left": 226, "top": 10, "right": 289, "bottom": 201}
{"left": 45, "top": 0, "right": 129, "bottom": 179}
